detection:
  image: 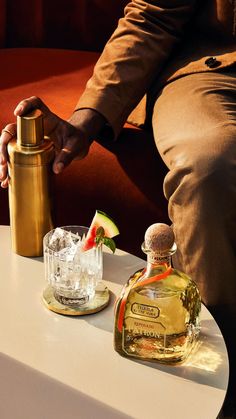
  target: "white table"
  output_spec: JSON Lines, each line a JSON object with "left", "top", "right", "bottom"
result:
{"left": 0, "top": 226, "right": 229, "bottom": 419}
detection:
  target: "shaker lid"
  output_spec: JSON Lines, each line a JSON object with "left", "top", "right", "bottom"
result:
{"left": 144, "top": 223, "right": 175, "bottom": 253}
{"left": 17, "top": 109, "right": 43, "bottom": 146}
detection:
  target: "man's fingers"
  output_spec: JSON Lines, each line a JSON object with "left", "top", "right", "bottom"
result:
{"left": 0, "top": 163, "right": 8, "bottom": 181}
{"left": 1, "top": 123, "right": 16, "bottom": 143}
{"left": 53, "top": 148, "right": 74, "bottom": 174}
{"left": 14, "top": 96, "right": 51, "bottom": 116}
{"left": 0, "top": 123, "right": 16, "bottom": 164}
{"left": 1, "top": 176, "right": 9, "bottom": 188}
{"left": 52, "top": 130, "right": 90, "bottom": 174}
{"left": 13, "top": 96, "right": 60, "bottom": 137}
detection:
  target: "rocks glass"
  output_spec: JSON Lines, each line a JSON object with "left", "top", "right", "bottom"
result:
{"left": 43, "top": 226, "right": 103, "bottom": 307}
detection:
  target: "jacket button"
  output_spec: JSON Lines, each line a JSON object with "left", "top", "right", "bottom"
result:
{"left": 205, "top": 57, "right": 221, "bottom": 68}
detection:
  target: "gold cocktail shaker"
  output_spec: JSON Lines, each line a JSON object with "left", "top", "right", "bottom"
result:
{"left": 7, "top": 109, "right": 55, "bottom": 256}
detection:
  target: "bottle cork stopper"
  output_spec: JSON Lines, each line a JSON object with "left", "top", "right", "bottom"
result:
{"left": 144, "top": 223, "right": 175, "bottom": 252}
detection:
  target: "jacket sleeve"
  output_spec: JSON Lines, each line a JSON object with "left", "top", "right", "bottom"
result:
{"left": 75, "top": 0, "right": 197, "bottom": 139}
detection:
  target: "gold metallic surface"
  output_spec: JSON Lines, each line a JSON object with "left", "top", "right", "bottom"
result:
{"left": 42, "top": 285, "right": 110, "bottom": 316}
{"left": 17, "top": 109, "right": 43, "bottom": 146}
{"left": 7, "top": 110, "right": 55, "bottom": 257}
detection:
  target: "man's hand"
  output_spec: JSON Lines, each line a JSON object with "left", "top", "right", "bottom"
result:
{"left": 0, "top": 96, "right": 106, "bottom": 188}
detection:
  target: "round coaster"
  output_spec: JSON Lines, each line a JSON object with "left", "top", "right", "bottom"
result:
{"left": 42, "top": 283, "right": 110, "bottom": 316}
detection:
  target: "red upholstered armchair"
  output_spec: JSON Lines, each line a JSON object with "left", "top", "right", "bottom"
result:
{"left": 0, "top": 0, "right": 169, "bottom": 257}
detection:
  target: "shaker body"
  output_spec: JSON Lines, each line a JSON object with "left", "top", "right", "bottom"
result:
{"left": 7, "top": 110, "right": 55, "bottom": 256}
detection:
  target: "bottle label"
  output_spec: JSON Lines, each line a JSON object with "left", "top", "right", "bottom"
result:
{"left": 116, "top": 267, "right": 172, "bottom": 332}
{"left": 131, "top": 303, "right": 160, "bottom": 318}
{"left": 148, "top": 254, "right": 170, "bottom": 264}
{"left": 125, "top": 316, "right": 165, "bottom": 338}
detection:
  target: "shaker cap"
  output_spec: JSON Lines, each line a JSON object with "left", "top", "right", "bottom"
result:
{"left": 17, "top": 109, "right": 43, "bottom": 146}
{"left": 144, "top": 223, "right": 175, "bottom": 253}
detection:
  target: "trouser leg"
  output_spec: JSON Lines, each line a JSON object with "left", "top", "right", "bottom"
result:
{"left": 152, "top": 71, "right": 236, "bottom": 416}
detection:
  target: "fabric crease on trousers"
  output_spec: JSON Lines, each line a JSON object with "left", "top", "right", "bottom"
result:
{"left": 152, "top": 70, "right": 236, "bottom": 311}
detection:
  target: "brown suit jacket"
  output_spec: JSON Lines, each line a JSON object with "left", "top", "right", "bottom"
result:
{"left": 76, "top": 0, "right": 236, "bottom": 138}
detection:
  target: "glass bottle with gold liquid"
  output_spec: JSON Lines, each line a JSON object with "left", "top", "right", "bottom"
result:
{"left": 114, "top": 223, "right": 201, "bottom": 364}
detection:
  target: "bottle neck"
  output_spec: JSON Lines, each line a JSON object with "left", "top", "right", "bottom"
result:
{"left": 147, "top": 252, "right": 171, "bottom": 265}
{"left": 141, "top": 241, "right": 176, "bottom": 279}
{"left": 145, "top": 253, "right": 172, "bottom": 277}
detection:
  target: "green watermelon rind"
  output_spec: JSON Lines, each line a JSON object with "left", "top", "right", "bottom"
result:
{"left": 94, "top": 210, "right": 119, "bottom": 238}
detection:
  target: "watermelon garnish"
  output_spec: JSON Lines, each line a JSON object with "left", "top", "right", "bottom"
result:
{"left": 83, "top": 210, "right": 119, "bottom": 253}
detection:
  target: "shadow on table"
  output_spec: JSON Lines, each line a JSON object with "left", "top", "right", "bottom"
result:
{"left": 85, "top": 309, "right": 228, "bottom": 392}
{"left": 132, "top": 318, "right": 228, "bottom": 391}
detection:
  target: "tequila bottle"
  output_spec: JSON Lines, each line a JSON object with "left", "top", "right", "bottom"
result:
{"left": 114, "top": 223, "right": 201, "bottom": 364}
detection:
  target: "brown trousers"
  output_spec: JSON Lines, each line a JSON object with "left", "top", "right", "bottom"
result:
{"left": 152, "top": 70, "right": 236, "bottom": 415}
